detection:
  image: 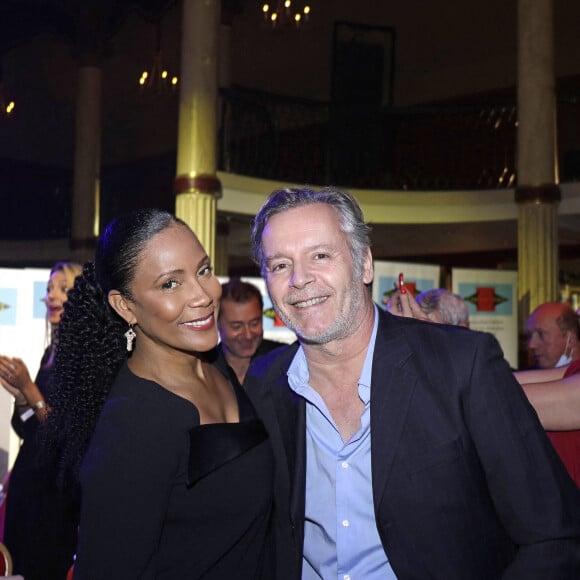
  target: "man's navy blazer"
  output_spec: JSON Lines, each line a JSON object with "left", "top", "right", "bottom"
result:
{"left": 245, "top": 307, "right": 580, "bottom": 579}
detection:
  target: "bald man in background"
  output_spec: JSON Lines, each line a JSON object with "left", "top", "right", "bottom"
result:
{"left": 526, "top": 302, "right": 580, "bottom": 369}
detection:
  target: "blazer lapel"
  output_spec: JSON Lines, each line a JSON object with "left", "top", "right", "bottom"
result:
{"left": 370, "top": 311, "right": 418, "bottom": 507}
{"left": 255, "top": 343, "right": 306, "bottom": 540}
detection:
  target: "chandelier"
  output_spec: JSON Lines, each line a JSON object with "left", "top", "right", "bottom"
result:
{"left": 138, "top": 54, "right": 178, "bottom": 93}
{"left": 138, "top": 18, "right": 178, "bottom": 93}
{"left": 261, "top": 0, "right": 312, "bottom": 27}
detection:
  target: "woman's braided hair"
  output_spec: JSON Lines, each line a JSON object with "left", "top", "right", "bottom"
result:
{"left": 42, "top": 208, "right": 186, "bottom": 489}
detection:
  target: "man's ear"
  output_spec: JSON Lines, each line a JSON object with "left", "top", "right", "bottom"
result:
{"left": 108, "top": 291, "right": 135, "bottom": 325}
{"left": 362, "top": 248, "right": 374, "bottom": 285}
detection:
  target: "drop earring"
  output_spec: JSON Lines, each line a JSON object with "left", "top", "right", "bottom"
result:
{"left": 124, "top": 325, "right": 136, "bottom": 352}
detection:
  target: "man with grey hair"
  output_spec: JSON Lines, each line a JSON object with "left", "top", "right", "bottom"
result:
{"left": 245, "top": 185, "right": 580, "bottom": 580}
{"left": 416, "top": 288, "right": 470, "bottom": 327}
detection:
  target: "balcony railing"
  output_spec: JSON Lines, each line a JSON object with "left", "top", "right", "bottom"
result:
{"left": 3, "top": 87, "right": 580, "bottom": 241}
{"left": 218, "top": 86, "right": 580, "bottom": 190}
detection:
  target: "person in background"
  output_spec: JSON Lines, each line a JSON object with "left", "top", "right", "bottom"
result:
{"left": 526, "top": 302, "right": 580, "bottom": 369}
{"left": 392, "top": 284, "right": 580, "bottom": 487}
{"left": 245, "top": 185, "right": 580, "bottom": 579}
{"left": 514, "top": 365, "right": 580, "bottom": 430}
{"left": 0, "top": 261, "right": 82, "bottom": 580}
{"left": 216, "top": 278, "right": 283, "bottom": 384}
{"left": 42, "top": 209, "right": 281, "bottom": 579}
{"left": 523, "top": 302, "right": 580, "bottom": 485}
{"left": 415, "top": 287, "right": 470, "bottom": 327}
{"left": 515, "top": 359, "right": 580, "bottom": 487}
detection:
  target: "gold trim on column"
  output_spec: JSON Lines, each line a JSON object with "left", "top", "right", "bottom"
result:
{"left": 174, "top": 174, "right": 222, "bottom": 198}
{"left": 514, "top": 183, "right": 561, "bottom": 204}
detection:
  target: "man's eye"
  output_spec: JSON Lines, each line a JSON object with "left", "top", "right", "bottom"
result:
{"left": 271, "top": 263, "right": 287, "bottom": 273}
{"left": 198, "top": 265, "right": 213, "bottom": 277}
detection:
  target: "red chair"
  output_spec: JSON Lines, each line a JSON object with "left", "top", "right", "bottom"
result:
{"left": 0, "top": 542, "right": 13, "bottom": 575}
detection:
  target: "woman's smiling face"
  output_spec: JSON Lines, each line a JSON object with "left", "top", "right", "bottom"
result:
{"left": 121, "top": 223, "right": 222, "bottom": 356}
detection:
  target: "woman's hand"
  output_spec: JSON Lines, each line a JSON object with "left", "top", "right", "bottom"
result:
{"left": 385, "top": 282, "right": 431, "bottom": 322}
{"left": 0, "top": 355, "right": 47, "bottom": 419}
{"left": 0, "top": 355, "right": 34, "bottom": 398}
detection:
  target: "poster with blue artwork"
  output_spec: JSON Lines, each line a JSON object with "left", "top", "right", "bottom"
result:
{"left": 33, "top": 280, "right": 47, "bottom": 319}
{"left": 0, "top": 289, "right": 17, "bottom": 326}
{"left": 457, "top": 283, "right": 513, "bottom": 317}
{"left": 452, "top": 268, "right": 518, "bottom": 369}
{"left": 372, "top": 261, "right": 441, "bottom": 310}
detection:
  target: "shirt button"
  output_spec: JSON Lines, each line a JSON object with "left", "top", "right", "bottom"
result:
{"left": 341, "top": 461, "right": 349, "bottom": 469}
{"left": 342, "top": 519, "right": 350, "bottom": 527}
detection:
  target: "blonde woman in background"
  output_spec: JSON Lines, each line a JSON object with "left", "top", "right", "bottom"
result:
{"left": 0, "top": 261, "right": 82, "bottom": 580}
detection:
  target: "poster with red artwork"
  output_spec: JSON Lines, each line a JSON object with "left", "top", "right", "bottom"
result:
{"left": 372, "top": 261, "right": 442, "bottom": 310}
{"left": 452, "top": 268, "right": 518, "bottom": 369}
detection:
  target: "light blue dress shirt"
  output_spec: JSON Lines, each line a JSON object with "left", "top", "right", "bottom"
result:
{"left": 288, "top": 305, "right": 397, "bottom": 580}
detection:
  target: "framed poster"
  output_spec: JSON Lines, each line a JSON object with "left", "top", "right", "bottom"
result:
{"left": 452, "top": 268, "right": 518, "bottom": 369}
{"left": 372, "top": 261, "right": 442, "bottom": 310}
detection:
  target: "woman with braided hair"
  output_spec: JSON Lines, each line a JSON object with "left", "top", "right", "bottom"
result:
{"left": 44, "top": 209, "right": 280, "bottom": 579}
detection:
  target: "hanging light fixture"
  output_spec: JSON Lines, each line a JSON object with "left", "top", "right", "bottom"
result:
{"left": 0, "top": 58, "right": 15, "bottom": 119}
{"left": 138, "top": 17, "right": 178, "bottom": 93}
{"left": 0, "top": 87, "right": 15, "bottom": 119}
{"left": 261, "top": 0, "right": 312, "bottom": 28}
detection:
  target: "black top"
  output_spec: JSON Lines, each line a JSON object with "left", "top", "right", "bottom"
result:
{"left": 74, "top": 363, "right": 275, "bottom": 580}
{"left": 4, "top": 349, "right": 78, "bottom": 580}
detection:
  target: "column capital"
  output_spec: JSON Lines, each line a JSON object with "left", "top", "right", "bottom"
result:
{"left": 514, "top": 183, "right": 561, "bottom": 204}
{"left": 174, "top": 174, "right": 222, "bottom": 198}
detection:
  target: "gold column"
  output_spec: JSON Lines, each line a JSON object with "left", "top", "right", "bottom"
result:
{"left": 175, "top": 0, "right": 222, "bottom": 262}
{"left": 71, "top": 60, "right": 101, "bottom": 263}
{"left": 516, "top": 187, "right": 560, "bottom": 319}
{"left": 516, "top": 0, "right": 560, "bottom": 325}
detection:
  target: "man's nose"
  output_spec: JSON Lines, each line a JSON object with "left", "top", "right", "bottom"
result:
{"left": 289, "top": 261, "right": 314, "bottom": 289}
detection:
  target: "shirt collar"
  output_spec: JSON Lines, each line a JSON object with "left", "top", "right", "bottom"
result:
{"left": 288, "top": 304, "right": 379, "bottom": 405}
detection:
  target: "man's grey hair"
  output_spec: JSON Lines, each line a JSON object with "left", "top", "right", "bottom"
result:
{"left": 251, "top": 186, "right": 372, "bottom": 277}
{"left": 416, "top": 288, "right": 470, "bottom": 327}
